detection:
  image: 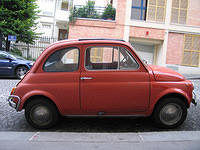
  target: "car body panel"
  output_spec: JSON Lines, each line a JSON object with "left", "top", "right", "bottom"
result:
{"left": 149, "top": 65, "right": 185, "bottom": 81}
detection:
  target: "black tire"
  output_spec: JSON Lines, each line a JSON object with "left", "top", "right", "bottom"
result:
{"left": 153, "top": 97, "right": 187, "bottom": 129}
{"left": 25, "top": 98, "right": 60, "bottom": 129}
{"left": 15, "top": 66, "right": 29, "bottom": 79}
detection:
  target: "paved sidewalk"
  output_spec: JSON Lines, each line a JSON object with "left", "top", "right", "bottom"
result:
{"left": 0, "top": 131, "right": 200, "bottom": 150}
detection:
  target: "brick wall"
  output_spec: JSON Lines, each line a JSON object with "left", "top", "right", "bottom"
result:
{"left": 166, "top": 33, "right": 184, "bottom": 65}
{"left": 68, "top": 0, "right": 127, "bottom": 40}
{"left": 68, "top": 19, "right": 124, "bottom": 39}
{"left": 187, "top": 0, "right": 200, "bottom": 26}
{"left": 129, "top": 26, "right": 165, "bottom": 40}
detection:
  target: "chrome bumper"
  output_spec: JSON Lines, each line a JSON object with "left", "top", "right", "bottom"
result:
{"left": 8, "top": 95, "right": 21, "bottom": 111}
{"left": 192, "top": 91, "right": 197, "bottom": 106}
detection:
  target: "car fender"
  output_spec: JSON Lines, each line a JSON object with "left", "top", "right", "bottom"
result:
{"left": 15, "top": 64, "right": 31, "bottom": 70}
{"left": 149, "top": 88, "right": 190, "bottom": 115}
{"left": 19, "top": 90, "right": 60, "bottom": 112}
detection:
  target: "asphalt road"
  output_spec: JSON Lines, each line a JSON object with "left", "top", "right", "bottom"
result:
{"left": 0, "top": 79, "right": 199, "bottom": 132}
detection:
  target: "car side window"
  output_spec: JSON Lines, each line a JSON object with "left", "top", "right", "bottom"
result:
{"left": 43, "top": 48, "right": 79, "bottom": 72}
{"left": 0, "top": 53, "right": 8, "bottom": 60}
{"left": 85, "top": 46, "right": 139, "bottom": 70}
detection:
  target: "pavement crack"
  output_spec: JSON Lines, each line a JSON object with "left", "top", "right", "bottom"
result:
{"left": 29, "top": 132, "right": 40, "bottom": 141}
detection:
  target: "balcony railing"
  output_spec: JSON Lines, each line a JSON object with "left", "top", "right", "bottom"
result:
{"left": 70, "top": 5, "right": 116, "bottom": 22}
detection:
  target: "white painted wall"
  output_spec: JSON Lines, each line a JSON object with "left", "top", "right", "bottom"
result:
{"left": 36, "top": 0, "right": 70, "bottom": 38}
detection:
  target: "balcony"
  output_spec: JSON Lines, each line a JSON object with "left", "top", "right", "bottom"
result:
{"left": 70, "top": 4, "right": 116, "bottom": 22}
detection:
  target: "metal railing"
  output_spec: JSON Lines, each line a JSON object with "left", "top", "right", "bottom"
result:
{"left": 72, "top": 5, "right": 115, "bottom": 20}
{"left": 12, "top": 36, "right": 58, "bottom": 60}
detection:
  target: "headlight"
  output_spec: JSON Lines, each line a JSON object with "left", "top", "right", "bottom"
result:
{"left": 29, "top": 62, "right": 34, "bottom": 66}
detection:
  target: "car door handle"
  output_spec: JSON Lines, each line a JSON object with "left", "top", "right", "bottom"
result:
{"left": 80, "top": 77, "right": 93, "bottom": 80}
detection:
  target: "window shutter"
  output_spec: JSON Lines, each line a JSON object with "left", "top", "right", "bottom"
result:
{"left": 171, "top": 0, "right": 188, "bottom": 24}
{"left": 146, "top": 0, "right": 166, "bottom": 22}
{"left": 182, "top": 34, "right": 200, "bottom": 67}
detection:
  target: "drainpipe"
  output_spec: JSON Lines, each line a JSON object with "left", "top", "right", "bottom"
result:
{"left": 52, "top": 0, "right": 57, "bottom": 38}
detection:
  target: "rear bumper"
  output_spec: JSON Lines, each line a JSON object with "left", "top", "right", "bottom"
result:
{"left": 8, "top": 95, "right": 21, "bottom": 111}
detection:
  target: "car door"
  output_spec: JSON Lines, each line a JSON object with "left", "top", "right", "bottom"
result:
{"left": 80, "top": 44, "right": 150, "bottom": 114}
{"left": 42, "top": 46, "right": 81, "bottom": 114}
{"left": 0, "top": 52, "right": 13, "bottom": 75}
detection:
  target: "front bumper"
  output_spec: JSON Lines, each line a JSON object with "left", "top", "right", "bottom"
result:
{"left": 8, "top": 95, "right": 21, "bottom": 111}
{"left": 192, "top": 91, "right": 197, "bottom": 106}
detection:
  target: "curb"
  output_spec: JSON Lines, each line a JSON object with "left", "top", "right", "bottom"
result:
{"left": 0, "top": 131, "right": 200, "bottom": 142}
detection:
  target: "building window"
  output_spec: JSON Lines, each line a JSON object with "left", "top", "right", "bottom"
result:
{"left": 146, "top": 0, "right": 166, "bottom": 22}
{"left": 58, "top": 29, "right": 68, "bottom": 41}
{"left": 90, "top": 47, "right": 103, "bottom": 63}
{"left": 171, "top": 0, "right": 188, "bottom": 24}
{"left": 131, "top": 0, "right": 147, "bottom": 20}
{"left": 182, "top": 34, "right": 200, "bottom": 67}
{"left": 61, "top": 0, "right": 69, "bottom": 11}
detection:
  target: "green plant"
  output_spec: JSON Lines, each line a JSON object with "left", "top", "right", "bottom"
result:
{"left": 11, "top": 48, "right": 22, "bottom": 56}
{"left": 69, "top": 0, "right": 100, "bottom": 23}
{"left": 0, "top": 0, "right": 40, "bottom": 51}
{"left": 102, "top": 4, "right": 116, "bottom": 20}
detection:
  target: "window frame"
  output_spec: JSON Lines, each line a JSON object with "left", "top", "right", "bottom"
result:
{"left": 131, "top": 0, "right": 147, "bottom": 20}
{"left": 61, "top": 0, "right": 70, "bottom": 11}
{"left": 84, "top": 46, "right": 140, "bottom": 71}
{"left": 43, "top": 47, "right": 80, "bottom": 72}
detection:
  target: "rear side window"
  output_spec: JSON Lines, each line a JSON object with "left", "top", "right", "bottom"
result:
{"left": 43, "top": 48, "right": 79, "bottom": 72}
{"left": 85, "top": 46, "right": 139, "bottom": 70}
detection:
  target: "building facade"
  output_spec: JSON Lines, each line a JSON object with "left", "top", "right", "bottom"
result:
{"left": 68, "top": 0, "right": 200, "bottom": 74}
{"left": 36, "top": 0, "right": 72, "bottom": 40}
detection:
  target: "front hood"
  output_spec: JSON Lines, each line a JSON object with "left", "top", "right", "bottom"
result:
{"left": 148, "top": 65, "right": 185, "bottom": 81}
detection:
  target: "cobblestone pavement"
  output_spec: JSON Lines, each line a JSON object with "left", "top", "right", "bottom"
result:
{"left": 0, "top": 79, "right": 199, "bottom": 132}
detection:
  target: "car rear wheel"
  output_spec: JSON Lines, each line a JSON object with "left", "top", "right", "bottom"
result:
{"left": 153, "top": 97, "right": 187, "bottom": 128}
{"left": 15, "top": 66, "right": 28, "bottom": 79}
{"left": 25, "top": 98, "right": 60, "bottom": 129}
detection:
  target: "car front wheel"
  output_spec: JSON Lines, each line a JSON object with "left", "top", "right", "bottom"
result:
{"left": 153, "top": 97, "right": 187, "bottom": 128}
{"left": 25, "top": 98, "right": 60, "bottom": 129}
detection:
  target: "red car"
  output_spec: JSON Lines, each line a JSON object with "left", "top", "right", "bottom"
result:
{"left": 8, "top": 39, "right": 196, "bottom": 129}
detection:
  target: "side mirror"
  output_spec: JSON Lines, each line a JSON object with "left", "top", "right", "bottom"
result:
{"left": 6, "top": 57, "right": 12, "bottom": 62}
{"left": 143, "top": 59, "right": 148, "bottom": 65}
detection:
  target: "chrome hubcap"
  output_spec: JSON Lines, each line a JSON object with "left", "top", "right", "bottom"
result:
{"left": 17, "top": 68, "right": 27, "bottom": 78}
{"left": 160, "top": 103, "right": 182, "bottom": 126}
{"left": 30, "top": 105, "right": 52, "bottom": 126}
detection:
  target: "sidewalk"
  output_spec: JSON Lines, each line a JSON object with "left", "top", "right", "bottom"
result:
{"left": 184, "top": 74, "right": 200, "bottom": 79}
{"left": 0, "top": 131, "right": 200, "bottom": 150}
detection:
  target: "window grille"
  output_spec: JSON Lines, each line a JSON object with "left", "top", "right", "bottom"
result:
{"left": 146, "top": 0, "right": 166, "bottom": 22}
{"left": 182, "top": 34, "right": 200, "bottom": 67}
{"left": 171, "top": 0, "right": 188, "bottom": 24}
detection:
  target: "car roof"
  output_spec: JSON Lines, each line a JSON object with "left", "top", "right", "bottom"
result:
{"left": 47, "top": 38, "right": 131, "bottom": 50}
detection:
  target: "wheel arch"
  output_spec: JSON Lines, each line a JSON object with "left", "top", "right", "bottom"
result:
{"left": 152, "top": 93, "right": 189, "bottom": 116}
{"left": 15, "top": 64, "right": 30, "bottom": 72}
{"left": 23, "top": 95, "right": 61, "bottom": 115}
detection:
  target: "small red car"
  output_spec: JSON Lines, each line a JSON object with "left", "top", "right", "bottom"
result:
{"left": 8, "top": 39, "right": 196, "bottom": 129}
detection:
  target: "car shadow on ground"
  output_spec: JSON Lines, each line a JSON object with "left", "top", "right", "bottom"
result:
{"left": 0, "top": 108, "right": 191, "bottom": 132}
{"left": 22, "top": 117, "right": 182, "bottom": 132}
{"left": 0, "top": 77, "right": 19, "bottom": 80}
